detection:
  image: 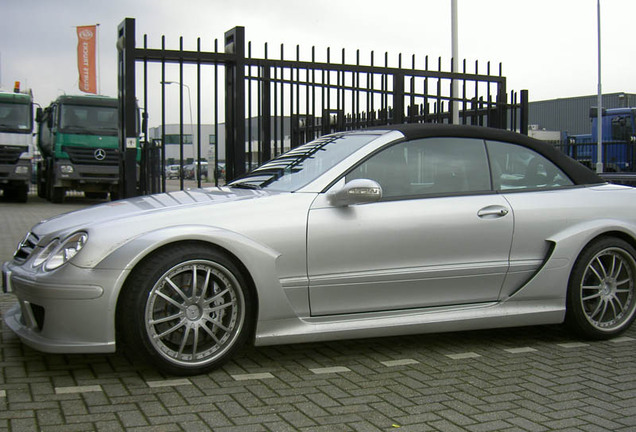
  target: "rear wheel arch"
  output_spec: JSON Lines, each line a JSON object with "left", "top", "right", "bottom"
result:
{"left": 565, "top": 234, "right": 636, "bottom": 339}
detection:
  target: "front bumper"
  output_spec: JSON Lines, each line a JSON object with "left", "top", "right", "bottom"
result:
{"left": 2, "top": 260, "right": 122, "bottom": 354}
{"left": 0, "top": 160, "right": 31, "bottom": 183}
{"left": 54, "top": 160, "right": 120, "bottom": 186}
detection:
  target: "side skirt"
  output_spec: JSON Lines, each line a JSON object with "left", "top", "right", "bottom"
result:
{"left": 254, "top": 299, "right": 565, "bottom": 346}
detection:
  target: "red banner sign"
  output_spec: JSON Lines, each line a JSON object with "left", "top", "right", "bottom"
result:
{"left": 77, "top": 25, "right": 97, "bottom": 94}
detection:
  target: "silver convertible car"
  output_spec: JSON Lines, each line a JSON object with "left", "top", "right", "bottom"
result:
{"left": 3, "top": 124, "right": 636, "bottom": 375}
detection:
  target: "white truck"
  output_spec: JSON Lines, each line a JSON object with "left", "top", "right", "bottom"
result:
{"left": 0, "top": 84, "right": 33, "bottom": 202}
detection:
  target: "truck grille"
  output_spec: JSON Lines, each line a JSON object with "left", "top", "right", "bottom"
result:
{"left": 63, "top": 146, "right": 120, "bottom": 165}
{"left": 13, "top": 232, "right": 40, "bottom": 264}
{"left": 0, "top": 146, "right": 26, "bottom": 164}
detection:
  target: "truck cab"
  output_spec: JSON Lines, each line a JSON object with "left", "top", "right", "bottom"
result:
{"left": 36, "top": 95, "right": 123, "bottom": 202}
{"left": 0, "top": 86, "right": 33, "bottom": 202}
{"left": 565, "top": 108, "right": 636, "bottom": 172}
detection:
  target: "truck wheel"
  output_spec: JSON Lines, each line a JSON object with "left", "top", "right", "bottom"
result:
{"left": 15, "top": 184, "right": 28, "bottom": 203}
{"left": 119, "top": 244, "right": 254, "bottom": 375}
{"left": 85, "top": 192, "right": 108, "bottom": 200}
{"left": 2, "top": 185, "right": 27, "bottom": 203}
{"left": 37, "top": 180, "right": 45, "bottom": 198}
{"left": 566, "top": 237, "right": 636, "bottom": 339}
{"left": 50, "top": 187, "right": 65, "bottom": 203}
{"left": 36, "top": 162, "right": 46, "bottom": 198}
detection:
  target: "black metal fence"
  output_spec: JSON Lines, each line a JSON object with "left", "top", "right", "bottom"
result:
{"left": 117, "top": 18, "right": 528, "bottom": 197}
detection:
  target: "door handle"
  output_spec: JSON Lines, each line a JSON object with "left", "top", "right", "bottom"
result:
{"left": 478, "top": 205, "right": 509, "bottom": 218}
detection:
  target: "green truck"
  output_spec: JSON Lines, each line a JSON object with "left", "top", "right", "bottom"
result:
{"left": 0, "top": 87, "right": 33, "bottom": 202}
{"left": 36, "top": 95, "right": 123, "bottom": 202}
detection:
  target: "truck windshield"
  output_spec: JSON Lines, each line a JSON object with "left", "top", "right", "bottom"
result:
{"left": 0, "top": 102, "right": 32, "bottom": 133}
{"left": 229, "top": 133, "right": 378, "bottom": 192}
{"left": 611, "top": 115, "right": 633, "bottom": 141}
{"left": 60, "top": 104, "right": 118, "bottom": 136}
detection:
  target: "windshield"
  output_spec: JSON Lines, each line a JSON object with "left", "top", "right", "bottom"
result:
{"left": 60, "top": 103, "right": 118, "bottom": 135}
{"left": 229, "top": 133, "right": 378, "bottom": 192}
{"left": 0, "top": 102, "right": 32, "bottom": 133}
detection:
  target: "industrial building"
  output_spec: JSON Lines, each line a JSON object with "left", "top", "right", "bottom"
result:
{"left": 528, "top": 92, "right": 636, "bottom": 139}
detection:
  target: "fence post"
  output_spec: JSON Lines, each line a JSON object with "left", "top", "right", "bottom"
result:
{"left": 225, "top": 27, "right": 246, "bottom": 181}
{"left": 520, "top": 89, "right": 529, "bottom": 135}
{"left": 493, "top": 79, "right": 507, "bottom": 129}
{"left": 117, "top": 18, "right": 139, "bottom": 198}
{"left": 260, "top": 66, "right": 271, "bottom": 164}
{"left": 392, "top": 72, "right": 405, "bottom": 124}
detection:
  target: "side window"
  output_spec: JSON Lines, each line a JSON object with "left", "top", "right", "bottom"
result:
{"left": 486, "top": 140, "right": 574, "bottom": 191}
{"left": 346, "top": 137, "right": 491, "bottom": 199}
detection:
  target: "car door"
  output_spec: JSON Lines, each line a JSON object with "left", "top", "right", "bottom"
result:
{"left": 307, "top": 137, "right": 515, "bottom": 316}
{"left": 485, "top": 139, "right": 577, "bottom": 298}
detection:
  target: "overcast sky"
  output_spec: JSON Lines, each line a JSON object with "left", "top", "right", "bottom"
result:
{"left": 2, "top": 0, "right": 635, "bottom": 125}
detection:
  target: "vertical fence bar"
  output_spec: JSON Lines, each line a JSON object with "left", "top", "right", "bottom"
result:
{"left": 213, "top": 39, "right": 219, "bottom": 185}
{"left": 247, "top": 42, "right": 253, "bottom": 169}
{"left": 261, "top": 43, "right": 271, "bottom": 163}
{"left": 116, "top": 18, "right": 138, "bottom": 198}
{"left": 310, "top": 47, "right": 315, "bottom": 141}
{"left": 178, "top": 37, "right": 184, "bottom": 190}
{"left": 161, "top": 35, "right": 166, "bottom": 192}
{"left": 520, "top": 89, "right": 529, "bottom": 135}
{"left": 461, "top": 59, "right": 467, "bottom": 125}
{"left": 224, "top": 26, "right": 246, "bottom": 181}
{"left": 280, "top": 44, "right": 285, "bottom": 154}
{"left": 393, "top": 71, "right": 404, "bottom": 124}
{"left": 196, "top": 37, "right": 202, "bottom": 187}
{"left": 141, "top": 34, "right": 152, "bottom": 195}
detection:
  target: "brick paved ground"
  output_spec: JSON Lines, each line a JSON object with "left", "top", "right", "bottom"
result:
{"left": 1, "top": 195, "right": 635, "bottom": 431}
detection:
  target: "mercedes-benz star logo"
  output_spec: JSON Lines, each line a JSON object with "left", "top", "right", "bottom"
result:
{"left": 94, "top": 148, "right": 107, "bottom": 161}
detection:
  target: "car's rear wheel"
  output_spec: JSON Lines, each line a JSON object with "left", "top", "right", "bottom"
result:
{"left": 566, "top": 237, "right": 636, "bottom": 339}
{"left": 120, "top": 243, "right": 253, "bottom": 375}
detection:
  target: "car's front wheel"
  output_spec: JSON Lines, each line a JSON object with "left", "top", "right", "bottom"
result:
{"left": 566, "top": 237, "right": 636, "bottom": 339}
{"left": 119, "top": 243, "right": 253, "bottom": 375}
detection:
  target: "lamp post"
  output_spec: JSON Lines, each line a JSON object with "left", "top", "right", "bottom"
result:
{"left": 451, "top": 0, "right": 459, "bottom": 125}
{"left": 596, "top": 0, "right": 603, "bottom": 174}
{"left": 161, "top": 80, "right": 194, "bottom": 188}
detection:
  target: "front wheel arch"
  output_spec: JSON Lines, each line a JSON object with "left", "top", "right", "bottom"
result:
{"left": 116, "top": 240, "right": 258, "bottom": 375}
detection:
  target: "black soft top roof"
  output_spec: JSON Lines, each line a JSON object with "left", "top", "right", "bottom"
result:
{"left": 367, "top": 123, "right": 603, "bottom": 186}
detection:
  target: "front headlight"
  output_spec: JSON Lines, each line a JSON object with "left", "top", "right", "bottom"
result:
{"left": 32, "top": 232, "right": 88, "bottom": 271}
{"left": 60, "top": 165, "right": 74, "bottom": 174}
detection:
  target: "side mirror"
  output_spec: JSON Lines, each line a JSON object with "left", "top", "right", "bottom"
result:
{"left": 328, "top": 179, "right": 382, "bottom": 207}
{"left": 35, "top": 107, "right": 43, "bottom": 123}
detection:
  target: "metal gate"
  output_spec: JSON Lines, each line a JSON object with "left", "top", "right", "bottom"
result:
{"left": 117, "top": 18, "right": 528, "bottom": 198}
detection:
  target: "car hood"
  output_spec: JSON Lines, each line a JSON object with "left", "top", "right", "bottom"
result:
{"left": 32, "top": 187, "right": 278, "bottom": 239}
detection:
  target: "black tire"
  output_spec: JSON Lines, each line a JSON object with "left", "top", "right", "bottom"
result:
{"left": 37, "top": 163, "right": 46, "bottom": 198}
{"left": 566, "top": 237, "right": 636, "bottom": 339}
{"left": 85, "top": 192, "right": 108, "bottom": 200}
{"left": 50, "top": 187, "right": 65, "bottom": 203}
{"left": 14, "top": 184, "right": 29, "bottom": 203}
{"left": 119, "top": 243, "right": 253, "bottom": 375}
